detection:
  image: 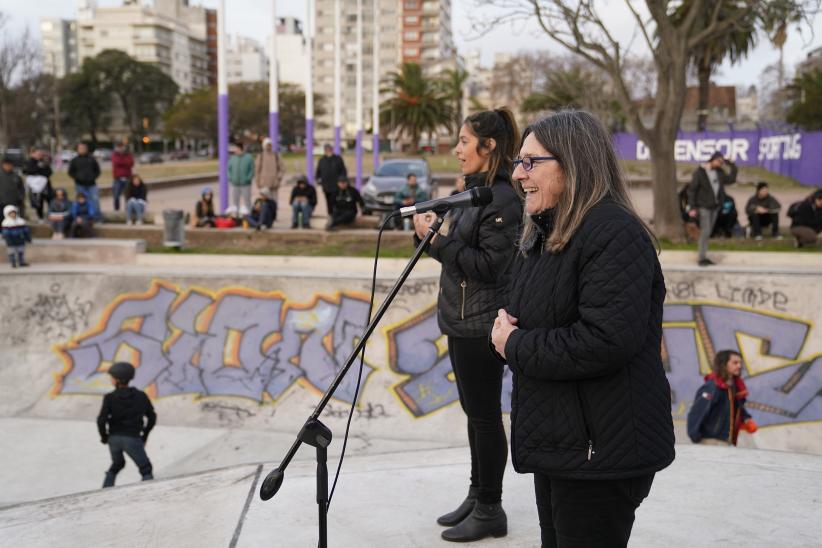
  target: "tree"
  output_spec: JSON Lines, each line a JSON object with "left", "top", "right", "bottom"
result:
{"left": 4, "top": 73, "right": 56, "bottom": 149}
{"left": 0, "top": 12, "right": 39, "bottom": 146}
{"left": 381, "top": 62, "right": 453, "bottom": 152}
{"left": 759, "top": 1, "right": 818, "bottom": 89}
{"left": 59, "top": 58, "right": 112, "bottom": 148}
{"left": 438, "top": 67, "right": 470, "bottom": 141}
{"left": 95, "top": 49, "right": 178, "bottom": 146}
{"left": 471, "top": 0, "right": 814, "bottom": 239}
{"left": 671, "top": 1, "right": 758, "bottom": 131}
{"left": 786, "top": 69, "right": 822, "bottom": 129}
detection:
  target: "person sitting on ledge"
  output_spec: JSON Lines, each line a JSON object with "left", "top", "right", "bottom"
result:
{"left": 290, "top": 175, "right": 317, "bottom": 229}
{"left": 247, "top": 187, "right": 277, "bottom": 230}
{"left": 789, "top": 189, "right": 822, "bottom": 248}
{"left": 69, "top": 191, "right": 96, "bottom": 238}
{"left": 326, "top": 175, "right": 364, "bottom": 230}
{"left": 195, "top": 187, "right": 216, "bottom": 228}
{"left": 745, "top": 182, "right": 782, "bottom": 240}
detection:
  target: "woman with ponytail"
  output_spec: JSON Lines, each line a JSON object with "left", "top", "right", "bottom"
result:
{"left": 413, "top": 108, "right": 522, "bottom": 542}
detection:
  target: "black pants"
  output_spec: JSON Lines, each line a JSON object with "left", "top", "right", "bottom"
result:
{"left": 329, "top": 209, "right": 356, "bottom": 228}
{"left": 103, "top": 435, "right": 153, "bottom": 487}
{"left": 750, "top": 212, "right": 779, "bottom": 236}
{"left": 448, "top": 336, "right": 507, "bottom": 504}
{"left": 535, "top": 473, "right": 654, "bottom": 548}
{"left": 323, "top": 190, "right": 337, "bottom": 215}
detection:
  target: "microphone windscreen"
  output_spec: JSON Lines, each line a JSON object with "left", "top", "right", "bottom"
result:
{"left": 472, "top": 186, "right": 494, "bottom": 207}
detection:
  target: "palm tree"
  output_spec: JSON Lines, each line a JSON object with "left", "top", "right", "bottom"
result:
{"left": 672, "top": 1, "right": 757, "bottom": 131}
{"left": 759, "top": 0, "right": 812, "bottom": 89}
{"left": 438, "top": 67, "right": 469, "bottom": 142}
{"left": 381, "top": 62, "right": 452, "bottom": 152}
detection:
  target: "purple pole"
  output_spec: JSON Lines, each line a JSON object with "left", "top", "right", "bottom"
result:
{"left": 372, "top": 133, "right": 379, "bottom": 174}
{"left": 355, "top": 129, "right": 363, "bottom": 189}
{"left": 218, "top": 93, "right": 229, "bottom": 213}
{"left": 269, "top": 112, "right": 279, "bottom": 151}
{"left": 306, "top": 118, "right": 314, "bottom": 184}
{"left": 334, "top": 126, "right": 342, "bottom": 155}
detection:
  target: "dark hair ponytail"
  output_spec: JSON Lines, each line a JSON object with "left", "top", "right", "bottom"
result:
{"left": 463, "top": 107, "right": 519, "bottom": 186}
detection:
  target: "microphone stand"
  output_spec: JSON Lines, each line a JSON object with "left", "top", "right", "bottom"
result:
{"left": 259, "top": 213, "right": 446, "bottom": 548}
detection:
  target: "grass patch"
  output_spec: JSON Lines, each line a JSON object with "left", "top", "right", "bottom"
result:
{"left": 658, "top": 238, "right": 819, "bottom": 252}
{"left": 50, "top": 160, "right": 218, "bottom": 188}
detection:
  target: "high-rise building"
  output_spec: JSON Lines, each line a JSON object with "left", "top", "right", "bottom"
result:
{"left": 40, "top": 19, "right": 79, "bottom": 78}
{"left": 64, "top": 0, "right": 209, "bottom": 93}
{"left": 313, "top": 0, "right": 402, "bottom": 144}
{"left": 267, "top": 17, "right": 309, "bottom": 86}
{"left": 204, "top": 9, "right": 218, "bottom": 87}
{"left": 226, "top": 36, "right": 269, "bottom": 84}
{"left": 400, "top": 0, "right": 455, "bottom": 74}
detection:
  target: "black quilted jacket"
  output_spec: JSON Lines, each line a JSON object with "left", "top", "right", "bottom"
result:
{"left": 426, "top": 171, "right": 522, "bottom": 338}
{"left": 502, "top": 200, "right": 675, "bottom": 479}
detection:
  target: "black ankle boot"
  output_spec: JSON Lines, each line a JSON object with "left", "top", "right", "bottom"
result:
{"left": 441, "top": 502, "right": 507, "bottom": 542}
{"left": 437, "top": 486, "right": 478, "bottom": 526}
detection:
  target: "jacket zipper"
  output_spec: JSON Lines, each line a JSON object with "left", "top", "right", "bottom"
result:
{"left": 577, "top": 384, "right": 595, "bottom": 461}
{"left": 460, "top": 280, "right": 467, "bottom": 320}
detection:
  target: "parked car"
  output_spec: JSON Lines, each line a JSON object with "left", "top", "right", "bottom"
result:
{"left": 59, "top": 150, "right": 77, "bottom": 163}
{"left": 361, "top": 158, "right": 434, "bottom": 215}
{"left": 92, "top": 148, "right": 112, "bottom": 162}
{"left": 138, "top": 152, "right": 163, "bottom": 164}
{"left": 1, "top": 148, "right": 25, "bottom": 168}
{"left": 168, "top": 149, "right": 190, "bottom": 160}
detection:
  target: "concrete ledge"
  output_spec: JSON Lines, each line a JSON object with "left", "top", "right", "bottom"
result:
{"left": 24, "top": 238, "right": 146, "bottom": 264}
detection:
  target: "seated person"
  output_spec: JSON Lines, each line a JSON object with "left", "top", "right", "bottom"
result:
{"left": 745, "top": 182, "right": 781, "bottom": 239}
{"left": 48, "top": 188, "right": 72, "bottom": 239}
{"left": 712, "top": 195, "right": 740, "bottom": 238}
{"left": 69, "top": 191, "right": 96, "bottom": 238}
{"left": 125, "top": 174, "right": 148, "bottom": 225}
{"left": 790, "top": 189, "right": 822, "bottom": 248}
{"left": 290, "top": 175, "right": 317, "bottom": 229}
{"left": 392, "top": 173, "right": 429, "bottom": 229}
{"left": 327, "top": 175, "right": 364, "bottom": 230}
{"left": 195, "top": 187, "right": 216, "bottom": 228}
{"left": 247, "top": 187, "right": 277, "bottom": 230}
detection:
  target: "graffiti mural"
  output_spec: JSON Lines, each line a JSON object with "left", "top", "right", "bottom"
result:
{"left": 51, "top": 279, "right": 821, "bottom": 428}
{"left": 663, "top": 302, "right": 822, "bottom": 427}
{"left": 54, "top": 280, "right": 376, "bottom": 404}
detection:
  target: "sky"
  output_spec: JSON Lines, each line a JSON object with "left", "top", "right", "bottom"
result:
{"left": 3, "top": 0, "right": 822, "bottom": 89}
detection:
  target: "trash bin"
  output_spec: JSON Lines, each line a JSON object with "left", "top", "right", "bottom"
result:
{"left": 162, "top": 209, "right": 185, "bottom": 248}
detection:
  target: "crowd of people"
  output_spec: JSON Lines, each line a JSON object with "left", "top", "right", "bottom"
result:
{"left": 681, "top": 151, "right": 822, "bottom": 265}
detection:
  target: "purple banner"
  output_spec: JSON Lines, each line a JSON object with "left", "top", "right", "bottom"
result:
{"left": 613, "top": 130, "right": 822, "bottom": 187}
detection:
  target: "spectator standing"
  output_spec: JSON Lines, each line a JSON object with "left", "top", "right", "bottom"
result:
{"left": 327, "top": 175, "right": 364, "bottom": 230}
{"left": 255, "top": 138, "right": 282, "bottom": 196}
{"left": 393, "top": 173, "right": 429, "bottom": 229}
{"left": 195, "top": 187, "right": 216, "bottom": 228}
{"left": 0, "top": 156, "right": 25, "bottom": 223}
{"left": 111, "top": 142, "right": 134, "bottom": 211}
{"left": 68, "top": 143, "right": 102, "bottom": 222}
{"left": 745, "top": 182, "right": 782, "bottom": 239}
{"left": 227, "top": 142, "right": 254, "bottom": 216}
{"left": 48, "top": 188, "right": 72, "bottom": 239}
{"left": 22, "top": 148, "right": 53, "bottom": 222}
{"left": 247, "top": 187, "right": 277, "bottom": 230}
{"left": 125, "top": 174, "right": 149, "bottom": 225}
{"left": 97, "top": 362, "right": 156, "bottom": 488}
{"left": 687, "top": 151, "right": 737, "bottom": 266}
{"left": 789, "top": 189, "right": 822, "bottom": 247}
{"left": 687, "top": 350, "right": 758, "bottom": 446}
{"left": 2, "top": 205, "right": 31, "bottom": 268}
{"left": 69, "top": 192, "right": 96, "bottom": 238}
{"left": 290, "top": 175, "right": 317, "bottom": 229}
{"left": 315, "top": 144, "right": 347, "bottom": 215}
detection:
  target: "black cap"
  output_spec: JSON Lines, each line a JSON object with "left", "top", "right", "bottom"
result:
{"left": 108, "top": 362, "right": 135, "bottom": 382}
{"left": 709, "top": 151, "right": 724, "bottom": 162}
{"left": 756, "top": 181, "right": 768, "bottom": 191}
{"left": 1, "top": 156, "right": 13, "bottom": 164}
{"left": 337, "top": 174, "right": 348, "bottom": 183}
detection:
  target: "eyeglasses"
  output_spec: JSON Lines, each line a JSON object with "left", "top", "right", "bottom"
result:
{"left": 513, "top": 156, "right": 557, "bottom": 172}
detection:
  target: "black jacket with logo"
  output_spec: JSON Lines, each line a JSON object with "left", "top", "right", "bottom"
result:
{"left": 97, "top": 387, "right": 157, "bottom": 441}
{"left": 424, "top": 171, "right": 522, "bottom": 338}
{"left": 501, "top": 200, "right": 675, "bottom": 479}
{"left": 68, "top": 154, "right": 101, "bottom": 187}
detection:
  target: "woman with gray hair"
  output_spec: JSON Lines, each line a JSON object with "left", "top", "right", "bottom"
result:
{"left": 490, "top": 110, "right": 675, "bottom": 547}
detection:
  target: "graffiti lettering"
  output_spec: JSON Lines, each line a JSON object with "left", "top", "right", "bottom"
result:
{"left": 323, "top": 402, "right": 390, "bottom": 421}
{"left": 54, "top": 281, "right": 375, "bottom": 404}
{"left": 5, "top": 283, "right": 93, "bottom": 344}
{"left": 714, "top": 283, "right": 789, "bottom": 311}
{"left": 374, "top": 279, "right": 438, "bottom": 297}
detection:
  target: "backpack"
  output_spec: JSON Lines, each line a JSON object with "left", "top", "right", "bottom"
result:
{"left": 787, "top": 201, "right": 803, "bottom": 219}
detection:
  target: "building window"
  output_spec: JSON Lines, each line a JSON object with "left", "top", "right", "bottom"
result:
{"left": 404, "top": 15, "right": 419, "bottom": 24}
{"left": 404, "top": 31, "right": 419, "bottom": 41}
{"left": 404, "top": 1, "right": 419, "bottom": 9}
{"left": 404, "top": 47, "right": 419, "bottom": 57}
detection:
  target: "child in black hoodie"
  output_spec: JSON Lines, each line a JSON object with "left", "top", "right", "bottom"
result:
{"left": 97, "top": 362, "right": 157, "bottom": 488}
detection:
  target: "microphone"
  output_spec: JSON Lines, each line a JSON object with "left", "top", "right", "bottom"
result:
{"left": 395, "top": 186, "right": 493, "bottom": 217}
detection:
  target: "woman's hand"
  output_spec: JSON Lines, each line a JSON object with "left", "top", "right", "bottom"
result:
{"left": 492, "top": 309, "right": 518, "bottom": 359}
{"left": 413, "top": 212, "right": 436, "bottom": 240}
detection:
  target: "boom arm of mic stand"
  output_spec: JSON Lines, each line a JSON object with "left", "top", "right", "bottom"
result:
{"left": 260, "top": 215, "right": 445, "bottom": 501}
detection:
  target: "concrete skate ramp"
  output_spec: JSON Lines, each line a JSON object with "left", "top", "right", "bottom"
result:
{"left": 1, "top": 445, "right": 821, "bottom": 547}
{"left": 1, "top": 253, "right": 821, "bottom": 455}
